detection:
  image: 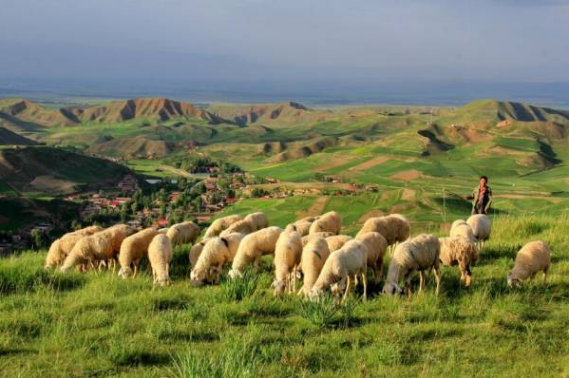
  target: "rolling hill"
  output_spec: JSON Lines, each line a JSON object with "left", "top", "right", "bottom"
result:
{"left": 0, "top": 126, "right": 39, "bottom": 146}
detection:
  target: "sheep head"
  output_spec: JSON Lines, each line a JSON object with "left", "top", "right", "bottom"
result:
{"left": 118, "top": 266, "right": 133, "bottom": 279}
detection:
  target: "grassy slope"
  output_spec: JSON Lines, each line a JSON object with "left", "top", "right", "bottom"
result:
{"left": 1, "top": 215, "right": 568, "bottom": 377}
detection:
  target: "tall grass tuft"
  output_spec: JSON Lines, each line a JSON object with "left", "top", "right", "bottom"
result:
{"left": 298, "top": 295, "right": 337, "bottom": 328}
{"left": 220, "top": 268, "right": 259, "bottom": 301}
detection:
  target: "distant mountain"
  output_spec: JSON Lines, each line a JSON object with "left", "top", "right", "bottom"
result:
{"left": 0, "top": 98, "right": 78, "bottom": 128}
{"left": 455, "top": 99, "right": 569, "bottom": 125}
{"left": 0, "top": 146, "right": 131, "bottom": 195}
{"left": 86, "top": 135, "right": 173, "bottom": 159}
{"left": 0, "top": 126, "right": 39, "bottom": 145}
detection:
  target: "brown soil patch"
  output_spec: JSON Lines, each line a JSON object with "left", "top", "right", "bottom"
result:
{"left": 401, "top": 188, "right": 416, "bottom": 201}
{"left": 488, "top": 146, "right": 528, "bottom": 156}
{"left": 349, "top": 156, "right": 389, "bottom": 171}
{"left": 496, "top": 194, "right": 563, "bottom": 203}
{"left": 357, "top": 209, "right": 384, "bottom": 223}
{"left": 313, "top": 157, "right": 347, "bottom": 172}
{"left": 29, "top": 175, "right": 77, "bottom": 192}
{"left": 463, "top": 129, "right": 490, "bottom": 143}
{"left": 297, "top": 196, "right": 329, "bottom": 219}
{"left": 391, "top": 170, "right": 422, "bottom": 181}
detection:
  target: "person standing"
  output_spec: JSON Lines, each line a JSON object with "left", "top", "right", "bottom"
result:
{"left": 470, "top": 176, "right": 492, "bottom": 214}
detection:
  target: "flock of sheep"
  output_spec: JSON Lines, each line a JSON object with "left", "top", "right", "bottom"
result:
{"left": 44, "top": 211, "right": 552, "bottom": 300}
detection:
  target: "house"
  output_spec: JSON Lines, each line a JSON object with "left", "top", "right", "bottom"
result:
{"left": 117, "top": 174, "right": 139, "bottom": 194}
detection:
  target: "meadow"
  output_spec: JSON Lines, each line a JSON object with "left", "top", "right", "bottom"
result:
{"left": 1, "top": 213, "right": 568, "bottom": 378}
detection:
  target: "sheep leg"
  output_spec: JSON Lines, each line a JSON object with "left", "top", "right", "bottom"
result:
{"left": 342, "top": 276, "right": 352, "bottom": 304}
{"left": 464, "top": 266, "right": 472, "bottom": 287}
{"left": 434, "top": 267, "right": 441, "bottom": 297}
{"left": 253, "top": 256, "right": 261, "bottom": 269}
{"left": 542, "top": 267, "right": 548, "bottom": 284}
{"left": 133, "top": 264, "right": 139, "bottom": 278}
{"left": 374, "top": 260, "right": 383, "bottom": 285}
{"left": 361, "top": 272, "right": 367, "bottom": 301}
{"left": 419, "top": 271, "right": 425, "bottom": 293}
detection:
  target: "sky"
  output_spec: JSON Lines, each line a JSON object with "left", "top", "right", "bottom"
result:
{"left": 1, "top": 0, "right": 569, "bottom": 84}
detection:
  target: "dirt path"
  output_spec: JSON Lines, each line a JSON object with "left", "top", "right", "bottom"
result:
{"left": 158, "top": 165, "right": 195, "bottom": 179}
{"left": 297, "top": 196, "right": 329, "bottom": 218}
{"left": 313, "top": 157, "right": 348, "bottom": 172}
{"left": 391, "top": 169, "right": 422, "bottom": 181}
{"left": 348, "top": 156, "right": 389, "bottom": 171}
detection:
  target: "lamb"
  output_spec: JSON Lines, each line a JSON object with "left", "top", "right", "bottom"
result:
{"left": 188, "top": 238, "right": 211, "bottom": 269}
{"left": 228, "top": 226, "right": 283, "bottom": 279}
{"left": 203, "top": 214, "right": 243, "bottom": 238}
{"left": 272, "top": 225, "right": 303, "bottom": 296}
{"left": 308, "top": 211, "right": 342, "bottom": 235}
{"left": 297, "top": 237, "right": 331, "bottom": 296}
{"left": 190, "top": 233, "right": 245, "bottom": 287}
{"left": 45, "top": 225, "right": 103, "bottom": 269}
{"left": 355, "top": 231, "right": 388, "bottom": 284}
{"left": 60, "top": 224, "right": 133, "bottom": 272}
{"left": 309, "top": 239, "right": 368, "bottom": 302}
{"left": 467, "top": 214, "right": 491, "bottom": 251}
{"left": 244, "top": 212, "right": 269, "bottom": 231}
{"left": 166, "top": 221, "right": 200, "bottom": 246}
{"left": 302, "top": 232, "right": 335, "bottom": 247}
{"left": 325, "top": 235, "right": 353, "bottom": 253}
{"left": 507, "top": 241, "right": 551, "bottom": 287}
{"left": 117, "top": 228, "right": 161, "bottom": 278}
{"left": 148, "top": 234, "right": 173, "bottom": 286}
{"left": 438, "top": 236, "right": 477, "bottom": 287}
{"left": 356, "top": 214, "right": 410, "bottom": 245}
{"left": 382, "top": 234, "right": 441, "bottom": 297}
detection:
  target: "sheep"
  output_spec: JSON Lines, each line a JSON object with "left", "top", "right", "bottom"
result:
{"left": 309, "top": 211, "right": 342, "bottom": 235}
{"left": 356, "top": 214, "right": 410, "bottom": 245}
{"left": 148, "top": 234, "right": 173, "bottom": 286}
{"left": 45, "top": 225, "right": 103, "bottom": 269}
{"left": 297, "top": 237, "right": 331, "bottom": 296}
{"left": 272, "top": 225, "right": 303, "bottom": 296}
{"left": 382, "top": 234, "right": 441, "bottom": 297}
{"left": 188, "top": 238, "right": 211, "bottom": 269}
{"left": 355, "top": 231, "right": 388, "bottom": 284}
{"left": 244, "top": 212, "right": 269, "bottom": 231}
{"left": 60, "top": 224, "right": 133, "bottom": 272}
{"left": 166, "top": 221, "right": 200, "bottom": 246}
{"left": 220, "top": 219, "right": 256, "bottom": 237}
{"left": 117, "top": 228, "right": 161, "bottom": 278}
{"left": 449, "top": 219, "right": 476, "bottom": 243}
{"left": 291, "top": 219, "right": 313, "bottom": 236}
{"left": 203, "top": 214, "right": 243, "bottom": 238}
{"left": 301, "top": 232, "right": 335, "bottom": 247}
{"left": 507, "top": 241, "right": 551, "bottom": 287}
{"left": 467, "top": 214, "right": 491, "bottom": 251}
{"left": 309, "top": 239, "right": 368, "bottom": 302}
{"left": 325, "top": 235, "right": 353, "bottom": 253}
{"left": 190, "top": 233, "right": 245, "bottom": 286}
{"left": 228, "top": 226, "right": 283, "bottom": 279}
{"left": 438, "top": 236, "right": 478, "bottom": 287}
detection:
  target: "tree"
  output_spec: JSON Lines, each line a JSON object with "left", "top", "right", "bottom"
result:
{"left": 120, "top": 203, "right": 129, "bottom": 223}
{"left": 193, "top": 196, "right": 203, "bottom": 211}
{"left": 31, "top": 229, "right": 46, "bottom": 250}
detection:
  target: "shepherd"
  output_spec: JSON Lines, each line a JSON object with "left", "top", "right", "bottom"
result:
{"left": 469, "top": 175, "right": 492, "bottom": 215}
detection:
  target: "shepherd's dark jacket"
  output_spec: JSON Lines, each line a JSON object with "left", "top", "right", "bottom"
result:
{"left": 471, "top": 186, "right": 492, "bottom": 214}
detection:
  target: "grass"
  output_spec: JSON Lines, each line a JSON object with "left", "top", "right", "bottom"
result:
{"left": 0, "top": 214, "right": 568, "bottom": 377}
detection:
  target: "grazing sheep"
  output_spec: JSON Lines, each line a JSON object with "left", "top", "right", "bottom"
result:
{"left": 148, "top": 234, "right": 173, "bottom": 286}
{"left": 188, "top": 238, "right": 211, "bottom": 269}
{"left": 228, "top": 226, "right": 283, "bottom": 279}
{"left": 382, "top": 234, "right": 441, "bottom": 297}
{"left": 467, "top": 214, "right": 491, "bottom": 251}
{"left": 309, "top": 211, "right": 342, "bottom": 235}
{"left": 297, "top": 237, "right": 331, "bottom": 296}
{"left": 291, "top": 219, "right": 313, "bottom": 236}
{"left": 449, "top": 219, "right": 476, "bottom": 243}
{"left": 356, "top": 231, "right": 388, "bottom": 284}
{"left": 325, "top": 235, "right": 353, "bottom": 253}
{"left": 190, "top": 233, "right": 245, "bottom": 287}
{"left": 309, "top": 239, "right": 368, "bottom": 302}
{"left": 439, "top": 236, "right": 477, "bottom": 287}
{"left": 244, "top": 212, "right": 269, "bottom": 231}
{"left": 220, "top": 219, "right": 256, "bottom": 237}
{"left": 117, "top": 228, "right": 160, "bottom": 278}
{"left": 302, "top": 232, "right": 335, "bottom": 247}
{"left": 203, "top": 214, "right": 243, "bottom": 238}
{"left": 166, "top": 221, "right": 200, "bottom": 246}
{"left": 356, "top": 214, "right": 410, "bottom": 245}
{"left": 272, "top": 225, "right": 303, "bottom": 296}
{"left": 507, "top": 241, "right": 551, "bottom": 287}
{"left": 45, "top": 226, "right": 103, "bottom": 269}
{"left": 61, "top": 224, "right": 133, "bottom": 272}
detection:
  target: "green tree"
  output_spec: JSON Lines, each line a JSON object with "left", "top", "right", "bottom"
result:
{"left": 31, "top": 229, "right": 45, "bottom": 250}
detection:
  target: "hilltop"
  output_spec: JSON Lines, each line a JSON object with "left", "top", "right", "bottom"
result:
{"left": 0, "top": 126, "right": 38, "bottom": 146}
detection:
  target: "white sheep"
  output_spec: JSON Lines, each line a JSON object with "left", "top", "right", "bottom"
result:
{"left": 309, "top": 239, "right": 368, "bottom": 302}
{"left": 382, "top": 234, "right": 441, "bottom": 297}
{"left": 148, "top": 234, "right": 173, "bottom": 286}
{"left": 219, "top": 219, "right": 256, "bottom": 237}
{"left": 291, "top": 219, "right": 313, "bottom": 236}
{"left": 467, "top": 214, "right": 491, "bottom": 251}
{"left": 272, "top": 225, "right": 303, "bottom": 296}
{"left": 190, "top": 232, "right": 244, "bottom": 287}
{"left": 356, "top": 214, "right": 410, "bottom": 245}
{"left": 228, "top": 226, "right": 283, "bottom": 279}
{"left": 166, "top": 221, "right": 200, "bottom": 246}
{"left": 45, "top": 225, "right": 103, "bottom": 269}
{"left": 449, "top": 219, "right": 476, "bottom": 243}
{"left": 244, "top": 212, "right": 269, "bottom": 231}
{"left": 301, "top": 232, "right": 335, "bottom": 247}
{"left": 297, "top": 237, "right": 331, "bottom": 296}
{"left": 60, "top": 224, "right": 133, "bottom": 272}
{"left": 308, "top": 211, "right": 342, "bottom": 235}
{"left": 439, "top": 236, "right": 477, "bottom": 287}
{"left": 507, "top": 241, "right": 551, "bottom": 287}
{"left": 325, "top": 235, "right": 353, "bottom": 253}
{"left": 188, "top": 238, "right": 211, "bottom": 269}
{"left": 117, "top": 228, "right": 160, "bottom": 278}
{"left": 203, "top": 214, "right": 243, "bottom": 238}
{"left": 355, "top": 231, "right": 388, "bottom": 284}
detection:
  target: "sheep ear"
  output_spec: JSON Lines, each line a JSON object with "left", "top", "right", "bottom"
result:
{"left": 220, "top": 237, "right": 229, "bottom": 247}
